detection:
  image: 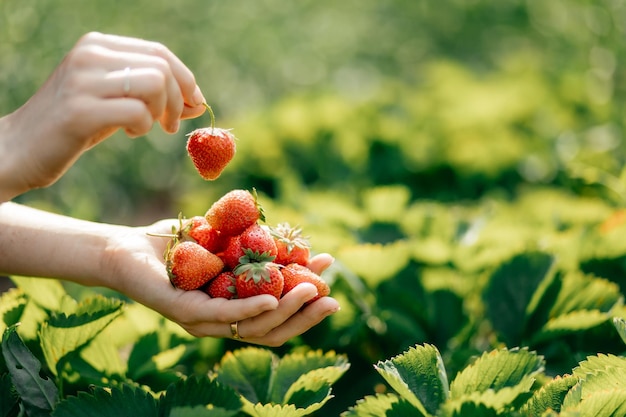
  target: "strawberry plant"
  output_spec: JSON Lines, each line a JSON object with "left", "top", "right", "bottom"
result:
{"left": 0, "top": 277, "right": 348, "bottom": 416}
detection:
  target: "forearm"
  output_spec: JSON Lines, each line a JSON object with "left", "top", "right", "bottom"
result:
{"left": 0, "top": 202, "right": 118, "bottom": 287}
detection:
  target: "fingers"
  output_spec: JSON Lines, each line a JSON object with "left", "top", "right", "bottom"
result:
{"left": 307, "top": 253, "right": 335, "bottom": 275}
{"left": 66, "top": 32, "right": 206, "bottom": 135}
{"left": 176, "top": 283, "right": 339, "bottom": 346}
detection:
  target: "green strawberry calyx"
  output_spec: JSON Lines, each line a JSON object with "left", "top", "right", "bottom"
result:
{"left": 233, "top": 248, "right": 279, "bottom": 283}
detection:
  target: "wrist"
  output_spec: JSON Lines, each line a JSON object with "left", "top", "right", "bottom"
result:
{"left": 0, "top": 113, "right": 30, "bottom": 201}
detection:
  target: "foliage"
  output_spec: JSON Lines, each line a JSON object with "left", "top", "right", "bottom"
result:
{"left": 3, "top": 0, "right": 626, "bottom": 414}
{"left": 0, "top": 280, "right": 348, "bottom": 416}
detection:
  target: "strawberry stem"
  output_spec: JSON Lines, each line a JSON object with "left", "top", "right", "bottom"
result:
{"left": 203, "top": 102, "right": 216, "bottom": 131}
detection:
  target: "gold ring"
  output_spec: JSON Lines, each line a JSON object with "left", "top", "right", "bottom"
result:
{"left": 122, "top": 66, "right": 131, "bottom": 96}
{"left": 230, "top": 321, "right": 242, "bottom": 340}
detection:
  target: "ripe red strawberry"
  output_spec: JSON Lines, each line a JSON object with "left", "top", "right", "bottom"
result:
{"left": 205, "top": 189, "right": 264, "bottom": 237}
{"left": 181, "top": 216, "right": 227, "bottom": 253}
{"left": 234, "top": 250, "right": 284, "bottom": 300}
{"left": 166, "top": 241, "right": 224, "bottom": 290}
{"left": 219, "top": 224, "right": 278, "bottom": 270}
{"left": 204, "top": 271, "right": 237, "bottom": 299}
{"left": 281, "top": 263, "right": 330, "bottom": 304}
{"left": 186, "top": 127, "right": 236, "bottom": 180}
{"left": 270, "top": 223, "right": 311, "bottom": 266}
{"left": 220, "top": 235, "right": 244, "bottom": 270}
{"left": 240, "top": 224, "right": 278, "bottom": 258}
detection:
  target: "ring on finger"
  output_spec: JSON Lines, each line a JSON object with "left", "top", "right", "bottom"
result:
{"left": 122, "top": 66, "right": 131, "bottom": 96}
{"left": 230, "top": 321, "right": 243, "bottom": 340}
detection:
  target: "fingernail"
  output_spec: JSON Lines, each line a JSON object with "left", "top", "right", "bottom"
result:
{"left": 192, "top": 86, "right": 205, "bottom": 106}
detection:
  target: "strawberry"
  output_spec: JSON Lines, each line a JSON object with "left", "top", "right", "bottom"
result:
{"left": 204, "top": 271, "right": 237, "bottom": 299}
{"left": 233, "top": 249, "right": 284, "bottom": 300}
{"left": 281, "top": 263, "right": 330, "bottom": 304}
{"left": 270, "top": 223, "right": 311, "bottom": 266}
{"left": 186, "top": 126, "right": 236, "bottom": 181}
{"left": 220, "top": 235, "right": 244, "bottom": 270}
{"left": 166, "top": 241, "right": 224, "bottom": 290}
{"left": 183, "top": 217, "right": 227, "bottom": 253}
{"left": 205, "top": 189, "right": 264, "bottom": 237}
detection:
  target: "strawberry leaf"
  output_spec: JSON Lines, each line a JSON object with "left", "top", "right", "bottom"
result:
{"left": 613, "top": 317, "right": 626, "bottom": 346}
{"left": 1, "top": 325, "right": 59, "bottom": 417}
{"left": 341, "top": 393, "right": 424, "bottom": 417}
{"left": 450, "top": 348, "right": 544, "bottom": 398}
{"left": 51, "top": 383, "right": 157, "bottom": 417}
{"left": 215, "top": 347, "right": 275, "bottom": 404}
{"left": 483, "top": 252, "right": 555, "bottom": 346}
{"left": 520, "top": 374, "right": 578, "bottom": 416}
{"left": 39, "top": 296, "right": 123, "bottom": 376}
{"left": 374, "top": 344, "right": 448, "bottom": 416}
{"left": 271, "top": 350, "right": 349, "bottom": 404}
{"left": 159, "top": 375, "right": 242, "bottom": 417}
{"left": 0, "top": 372, "right": 20, "bottom": 417}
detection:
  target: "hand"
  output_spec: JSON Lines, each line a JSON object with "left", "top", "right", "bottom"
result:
{"left": 102, "top": 219, "right": 340, "bottom": 346}
{"left": 1, "top": 32, "right": 206, "bottom": 198}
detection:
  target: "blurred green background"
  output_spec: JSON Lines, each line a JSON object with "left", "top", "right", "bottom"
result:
{"left": 4, "top": 0, "right": 624, "bottom": 225}
{"left": 4, "top": 0, "right": 626, "bottom": 413}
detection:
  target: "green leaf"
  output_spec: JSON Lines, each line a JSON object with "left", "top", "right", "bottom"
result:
{"left": 158, "top": 375, "right": 242, "bottom": 417}
{"left": 520, "top": 374, "right": 578, "bottom": 416}
{"left": 337, "top": 241, "right": 411, "bottom": 287}
{"left": 550, "top": 272, "right": 622, "bottom": 316}
{"left": 572, "top": 390, "right": 626, "bottom": 416}
{"left": 0, "top": 288, "right": 27, "bottom": 334}
{"left": 282, "top": 375, "right": 333, "bottom": 411}
{"left": 483, "top": 252, "right": 555, "bottom": 346}
{"left": 0, "top": 373, "right": 20, "bottom": 417}
{"left": 39, "top": 296, "right": 123, "bottom": 375}
{"left": 439, "top": 400, "right": 500, "bottom": 417}
{"left": 572, "top": 353, "right": 626, "bottom": 380}
{"left": 613, "top": 317, "right": 626, "bottom": 346}
{"left": 270, "top": 349, "right": 349, "bottom": 403}
{"left": 242, "top": 402, "right": 323, "bottom": 417}
{"left": 450, "top": 347, "right": 544, "bottom": 397}
{"left": 374, "top": 344, "right": 449, "bottom": 416}
{"left": 10, "top": 276, "right": 67, "bottom": 312}
{"left": 530, "top": 310, "right": 610, "bottom": 345}
{"left": 51, "top": 383, "right": 158, "bottom": 417}
{"left": 168, "top": 405, "right": 239, "bottom": 417}
{"left": 1, "top": 325, "right": 58, "bottom": 417}
{"left": 340, "top": 394, "right": 423, "bottom": 417}
{"left": 215, "top": 347, "right": 275, "bottom": 404}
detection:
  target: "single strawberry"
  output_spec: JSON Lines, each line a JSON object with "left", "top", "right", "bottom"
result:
{"left": 204, "top": 271, "right": 237, "bottom": 299}
{"left": 183, "top": 218, "right": 227, "bottom": 253}
{"left": 270, "top": 223, "right": 311, "bottom": 266}
{"left": 281, "top": 263, "right": 330, "bottom": 304}
{"left": 219, "top": 235, "right": 244, "bottom": 270}
{"left": 205, "top": 189, "right": 264, "bottom": 237}
{"left": 233, "top": 249, "right": 284, "bottom": 300}
{"left": 240, "top": 224, "right": 278, "bottom": 258}
{"left": 186, "top": 104, "right": 236, "bottom": 181}
{"left": 166, "top": 241, "right": 224, "bottom": 290}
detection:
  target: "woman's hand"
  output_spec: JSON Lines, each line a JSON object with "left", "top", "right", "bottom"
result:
{"left": 0, "top": 32, "right": 206, "bottom": 200}
{"left": 102, "top": 219, "right": 340, "bottom": 346}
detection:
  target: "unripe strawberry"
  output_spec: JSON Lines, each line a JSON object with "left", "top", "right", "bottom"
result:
{"left": 166, "top": 241, "right": 224, "bottom": 290}
{"left": 205, "top": 189, "right": 264, "bottom": 237}
{"left": 281, "top": 263, "right": 330, "bottom": 304}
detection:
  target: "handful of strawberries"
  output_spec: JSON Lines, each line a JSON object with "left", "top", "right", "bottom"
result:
{"left": 159, "top": 189, "right": 330, "bottom": 302}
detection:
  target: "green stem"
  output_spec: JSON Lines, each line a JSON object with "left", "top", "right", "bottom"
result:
{"left": 203, "top": 102, "right": 216, "bottom": 130}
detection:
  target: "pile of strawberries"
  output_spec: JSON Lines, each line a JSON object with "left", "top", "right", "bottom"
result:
{"left": 160, "top": 189, "right": 330, "bottom": 302}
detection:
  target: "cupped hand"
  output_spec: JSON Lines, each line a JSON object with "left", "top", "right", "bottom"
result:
{"left": 102, "top": 219, "right": 340, "bottom": 346}
{"left": 4, "top": 32, "right": 206, "bottom": 195}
